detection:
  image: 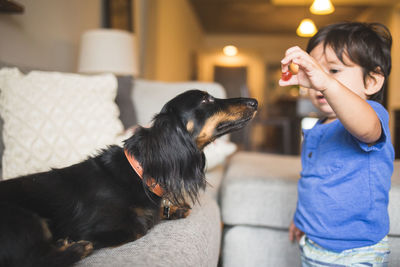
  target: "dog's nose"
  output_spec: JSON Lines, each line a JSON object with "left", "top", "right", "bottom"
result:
{"left": 246, "top": 99, "right": 258, "bottom": 109}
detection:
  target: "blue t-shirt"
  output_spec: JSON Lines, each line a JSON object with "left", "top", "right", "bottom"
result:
{"left": 294, "top": 100, "right": 394, "bottom": 252}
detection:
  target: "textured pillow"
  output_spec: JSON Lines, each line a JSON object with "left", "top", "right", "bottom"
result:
{"left": 0, "top": 68, "right": 124, "bottom": 179}
{"left": 0, "top": 62, "right": 48, "bottom": 179}
{"left": 204, "top": 139, "right": 237, "bottom": 170}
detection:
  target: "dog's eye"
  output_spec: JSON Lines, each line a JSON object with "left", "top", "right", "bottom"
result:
{"left": 201, "top": 95, "right": 214, "bottom": 104}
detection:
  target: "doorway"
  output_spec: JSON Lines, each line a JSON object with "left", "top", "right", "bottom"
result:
{"left": 213, "top": 66, "right": 249, "bottom": 148}
{"left": 214, "top": 66, "right": 248, "bottom": 98}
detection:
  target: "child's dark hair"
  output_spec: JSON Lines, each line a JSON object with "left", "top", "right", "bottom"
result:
{"left": 306, "top": 22, "right": 392, "bottom": 102}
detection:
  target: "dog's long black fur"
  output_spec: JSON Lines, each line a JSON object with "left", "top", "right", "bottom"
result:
{"left": 0, "top": 90, "right": 257, "bottom": 267}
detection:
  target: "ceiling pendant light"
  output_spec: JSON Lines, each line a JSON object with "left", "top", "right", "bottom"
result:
{"left": 223, "top": 45, "right": 238, "bottom": 56}
{"left": 296, "top": 18, "right": 317, "bottom": 37}
{"left": 310, "top": 0, "right": 335, "bottom": 15}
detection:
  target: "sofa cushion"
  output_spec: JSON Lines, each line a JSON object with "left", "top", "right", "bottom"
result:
{"left": 223, "top": 225, "right": 301, "bottom": 267}
{"left": 389, "top": 160, "right": 400, "bottom": 235}
{"left": 132, "top": 79, "right": 227, "bottom": 126}
{"left": 0, "top": 68, "right": 123, "bottom": 179}
{"left": 223, "top": 151, "right": 400, "bottom": 237}
{"left": 221, "top": 151, "right": 301, "bottom": 229}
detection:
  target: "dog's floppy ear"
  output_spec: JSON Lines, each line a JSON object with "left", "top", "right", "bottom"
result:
{"left": 124, "top": 113, "right": 206, "bottom": 205}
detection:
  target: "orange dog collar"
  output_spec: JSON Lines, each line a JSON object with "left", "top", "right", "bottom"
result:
{"left": 124, "top": 149, "right": 164, "bottom": 197}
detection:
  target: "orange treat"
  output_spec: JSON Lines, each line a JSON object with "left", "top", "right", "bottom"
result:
{"left": 289, "top": 62, "right": 299, "bottom": 74}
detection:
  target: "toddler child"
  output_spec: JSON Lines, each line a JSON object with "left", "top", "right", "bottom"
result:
{"left": 279, "top": 22, "right": 395, "bottom": 266}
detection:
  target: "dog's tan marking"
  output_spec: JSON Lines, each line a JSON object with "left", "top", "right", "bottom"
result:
{"left": 131, "top": 207, "right": 156, "bottom": 218}
{"left": 186, "top": 120, "right": 194, "bottom": 133}
{"left": 170, "top": 205, "right": 191, "bottom": 218}
{"left": 77, "top": 241, "right": 94, "bottom": 258}
{"left": 40, "top": 219, "right": 52, "bottom": 241}
{"left": 57, "top": 239, "right": 70, "bottom": 252}
{"left": 196, "top": 106, "right": 249, "bottom": 148}
{"left": 161, "top": 203, "right": 191, "bottom": 219}
{"left": 196, "top": 112, "right": 239, "bottom": 148}
{"left": 56, "top": 239, "right": 93, "bottom": 258}
{"left": 132, "top": 207, "right": 145, "bottom": 217}
{"left": 227, "top": 104, "right": 254, "bottom": 115}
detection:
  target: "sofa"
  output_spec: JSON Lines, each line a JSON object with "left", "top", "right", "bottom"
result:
{"left": 1, "top": 65, "right": 399, "bottom": 267}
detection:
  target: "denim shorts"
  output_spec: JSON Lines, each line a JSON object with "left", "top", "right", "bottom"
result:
{"left": 299, "top": 235, "right": 390, "bottom": 267}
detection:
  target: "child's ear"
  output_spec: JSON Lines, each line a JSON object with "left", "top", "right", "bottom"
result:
{"left": 365, "top": 69, "right": 385, "bottom": 97}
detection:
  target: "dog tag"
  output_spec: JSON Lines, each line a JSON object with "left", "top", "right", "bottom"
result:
{"left": 163, "top": 206, "right": 170, "bottom": 219}
{"left": 162, "top": 199, "right": 171, "bottom": 219}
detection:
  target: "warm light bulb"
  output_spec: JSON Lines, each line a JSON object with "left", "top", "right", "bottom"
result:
{"left": 296, "top": 18, "right": 317, "bottom": 37}
{"left": 223, "top": 45, "right": 238, "bottom": 56}
{"left": 310, "top": 0, "right": 335, "bottom": 15}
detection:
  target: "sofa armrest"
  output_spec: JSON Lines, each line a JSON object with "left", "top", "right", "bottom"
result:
{"left": 76, "top": 193, "right": 221, "bottom": 267}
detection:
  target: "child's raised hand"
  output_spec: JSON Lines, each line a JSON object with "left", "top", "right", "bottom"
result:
{"left": 279, "top": 46, "right": 332, "bottom": 92}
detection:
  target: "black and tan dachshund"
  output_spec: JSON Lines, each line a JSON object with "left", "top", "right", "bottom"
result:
{"left": 0, "top": 90, "right": 257, "bottom": 267}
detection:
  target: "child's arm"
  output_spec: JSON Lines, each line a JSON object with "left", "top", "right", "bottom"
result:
{"left": 318, "top": 76, "right": 382, "bottom": 143}
{"left": 279, "top": 46, "right": 382, "bottom": 144}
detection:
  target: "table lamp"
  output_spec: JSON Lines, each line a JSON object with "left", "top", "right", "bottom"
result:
{"left": 78, "top": 28, "right": 139, "bottom": 127}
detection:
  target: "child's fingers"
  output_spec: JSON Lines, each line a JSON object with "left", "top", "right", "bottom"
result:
{"left": 284, "top": 46, "right": 303, "bottom": 57}
{"left": 280, "top": 47, "right": 319, "bottom": 88}
{"left": 296, "top": 229, "right": 303, "bottom": 242}
{"left": 279, "top": 78, "right": 296, "bottom": 87}
{"left": 281, "top": 46, "right": 302, "bottom": 72}
{"left": 295, "top": 226, "right": 304, "bottom": 242}
{"left": 282, "top": 47, "right": 308, "bottom": 66}
{"left": 281, "top": 52, "right": 307, "bottom": 70}
{"left": 288, "top": 222, "right": 296, "bottom": 242}
{"left": 289, "top": 231, "right": 294, "bottom": 242}
{"left": 289, "top": 221, "right": 304, "bottom": 243}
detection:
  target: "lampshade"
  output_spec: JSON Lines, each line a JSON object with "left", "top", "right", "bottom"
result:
{"left": 78, "top": 29, "right": 138, "bottom": 76}
{"left": 296, "top": 18, "right": 318, "bottom": 37}
{"left": 310, "top": 0, "right": 335, "bottom": 15}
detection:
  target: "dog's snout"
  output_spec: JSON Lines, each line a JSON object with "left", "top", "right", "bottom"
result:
{"left": 246, "top": 99, "right": 258, "bottom": 109}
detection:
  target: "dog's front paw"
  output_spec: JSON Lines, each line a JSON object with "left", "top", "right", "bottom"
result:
{"left": 161, "top": 202, "right": 191, "bottom": 220}
{"left": 74, "top": 240, "right": 94, "bottom": 259}
{"left": 56, "top": 239, "right": 93, "bottom": 259}
{"left": 170, "top": 204, "right": 192, "bottom": 219}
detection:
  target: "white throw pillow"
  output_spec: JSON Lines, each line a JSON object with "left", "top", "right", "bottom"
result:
{"left": 0, "top": 68, "right": 124, "bottom": 179}
{"left": 203, "top": 139, "right": 237, "bottom": 170}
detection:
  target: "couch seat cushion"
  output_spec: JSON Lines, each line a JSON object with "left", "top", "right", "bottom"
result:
{"left": 223, "top": 225, "right": 300, "bottom": 267}
{"left": 222, "top": 152, "right": 400, "bottom": 236}
{"left": 221, "top": 151, "right": 301, "bottom": 229}
{"left": 389, "top": 160, "right": 400, "bottom": 235}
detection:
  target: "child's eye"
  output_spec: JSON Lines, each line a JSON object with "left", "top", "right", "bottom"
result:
{"left": 329, "top": 69, "right": 339, "bottom": 74}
